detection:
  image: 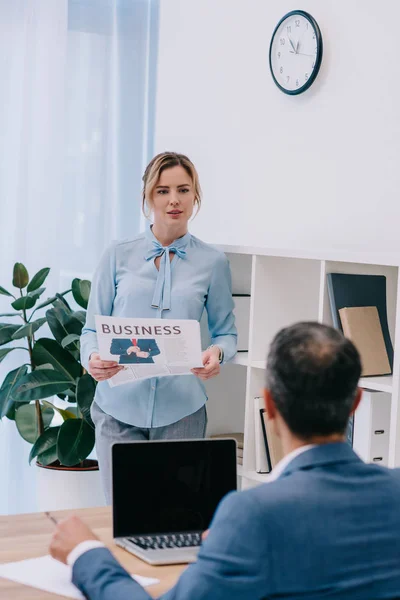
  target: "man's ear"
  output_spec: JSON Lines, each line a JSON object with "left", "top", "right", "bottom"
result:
{"left": 263, "top": 388, "right": 276, "bottom": 420}
{"left": 350, "top": 387, "right": 363, "bottom": 415}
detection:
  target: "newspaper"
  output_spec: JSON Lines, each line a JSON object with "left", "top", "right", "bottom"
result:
{"left": 95, "top": 315, "right": 204, "bottom": 387}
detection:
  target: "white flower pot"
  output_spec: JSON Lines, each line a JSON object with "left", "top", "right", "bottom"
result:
{"left": 36, "top": 460, "right": 106, "bottom": 512}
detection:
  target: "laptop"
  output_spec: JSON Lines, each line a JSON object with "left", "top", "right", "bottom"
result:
{"left": 112, "top": 438, "right": 237, "bottom": 565}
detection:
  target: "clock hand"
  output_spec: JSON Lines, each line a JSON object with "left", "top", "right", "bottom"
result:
{"left": 288, "top": 35, "right": 297, "bottom": 53}
{"left": 289, "top": 50, "right": 315, "bottom": 57}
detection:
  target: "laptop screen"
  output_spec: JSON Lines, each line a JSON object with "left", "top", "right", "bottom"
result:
{"left": 112, "top": 439, "right": 237, "bottom": 537}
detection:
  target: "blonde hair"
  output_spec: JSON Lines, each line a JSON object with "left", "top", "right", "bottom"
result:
{"left": 142, "top": 152, "right": 202, "bottom": 219}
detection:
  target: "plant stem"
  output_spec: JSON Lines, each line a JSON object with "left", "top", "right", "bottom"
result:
{"left": 22, "top": 299, "right": 44, "bottom": 437}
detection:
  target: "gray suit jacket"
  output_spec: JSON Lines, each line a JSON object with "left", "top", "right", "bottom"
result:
{"left": 73, "top": 443, "right": 400, "bottom": 599}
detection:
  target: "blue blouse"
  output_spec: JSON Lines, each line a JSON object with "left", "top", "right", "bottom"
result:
{"left": 81, "top": 228, "right": 237, "bottom": 427}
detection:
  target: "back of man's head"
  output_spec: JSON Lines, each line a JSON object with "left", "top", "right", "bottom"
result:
{"left": 266, "top": 322, "right": 362, "bottom": 439}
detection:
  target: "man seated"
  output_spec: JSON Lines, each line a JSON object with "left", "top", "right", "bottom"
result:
{"left": 50, "top": 322, "right": 400, "bottom": 599}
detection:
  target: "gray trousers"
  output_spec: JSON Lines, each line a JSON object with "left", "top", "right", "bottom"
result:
{"left": 91, "top": 401, "right": 208, "bottom": 504}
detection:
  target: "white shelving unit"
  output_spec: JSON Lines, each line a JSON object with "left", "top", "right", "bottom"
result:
{"left": 205, "top": 245, "right": 400, "bottom": 490}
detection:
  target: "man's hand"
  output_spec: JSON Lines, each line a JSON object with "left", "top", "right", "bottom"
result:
{"left": 49, "top": 516, "right": 99, "bottom": 565}
{"left": 88, "top": 352, "right": 123, "bottom": 381}
{"left": 127, "top": 345, "right": 140, "bottom": 355}
{"left": 201, "top": 529, "right": 209, "bottom": 541}
{"left": 191, "top": 347, "right": 221, "bottom": 381}
{"left": 137, "top": 351, "right": 149, "bottom": 358}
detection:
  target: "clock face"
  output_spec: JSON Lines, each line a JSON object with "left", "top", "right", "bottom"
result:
{"left": 269, "top": 11, "right": 323, "bottom": 95}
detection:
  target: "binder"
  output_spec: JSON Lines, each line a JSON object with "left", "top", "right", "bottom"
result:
{"left": 353, "top": 390, "right": 391, "bottom": 466}
{"left": 327, "top": 273, "right": 393, "bottom": 370}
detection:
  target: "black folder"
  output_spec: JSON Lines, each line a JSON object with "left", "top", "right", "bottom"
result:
{"left": 327, "top": 273, "right": 393, "bottom": 371}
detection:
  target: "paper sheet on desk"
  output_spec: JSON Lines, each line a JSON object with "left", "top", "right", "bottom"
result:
{"left": 0, "top": 554, "right": 159, "bottom": 599}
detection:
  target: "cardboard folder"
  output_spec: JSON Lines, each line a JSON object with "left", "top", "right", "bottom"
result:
{"left": 339, "top": 306, "right": 391, "bottom": 377}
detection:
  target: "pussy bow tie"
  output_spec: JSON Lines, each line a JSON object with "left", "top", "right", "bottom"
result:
{"left": 145, "top": 240, "right": 187, "bottom": 310}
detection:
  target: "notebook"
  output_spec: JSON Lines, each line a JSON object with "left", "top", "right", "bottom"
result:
{"left": 339, "top": 306, "right": 391, "bottom": 376}
{"left": 326, "top": 273, "right": 393, "bottom": 370}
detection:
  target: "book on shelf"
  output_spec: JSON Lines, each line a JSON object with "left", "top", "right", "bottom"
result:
{"left": 339, "top": 306, "right": 391, "bottom": 376}
{"left": 254, "top": 397, "right": 270, "bottom": 473}
{"left": 259, "top": 404, "right": 284, "bottom": 469}
{"left": 232, "top": 294, "right": 251, "bottom": 352}
{"left": 326, "top": 273, "right": 393, "bottom": 371}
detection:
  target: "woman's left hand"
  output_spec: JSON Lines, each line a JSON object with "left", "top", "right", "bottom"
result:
{"left": 191, "top": 347, "right": 221, "bottom": 380}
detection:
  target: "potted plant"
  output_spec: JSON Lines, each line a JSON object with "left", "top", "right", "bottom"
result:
{"left": 0, "top": 263, "right": 104, "bottom": 510}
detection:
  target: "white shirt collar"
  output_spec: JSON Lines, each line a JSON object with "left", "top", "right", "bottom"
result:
{"left": 265, "top": 444, "right": 316, "bottom": 483}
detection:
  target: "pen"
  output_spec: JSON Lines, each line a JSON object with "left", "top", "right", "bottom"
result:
{"left": 45, "top": 511, "right": 58, "bottom": 526}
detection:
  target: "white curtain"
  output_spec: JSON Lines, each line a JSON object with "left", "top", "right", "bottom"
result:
{"left": 0, "top": 0, "right": 155, "bottom": 514}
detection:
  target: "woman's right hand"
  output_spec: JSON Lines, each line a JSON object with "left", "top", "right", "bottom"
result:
{"left": 88, "top": 353, "right": 123, "bottom": 382}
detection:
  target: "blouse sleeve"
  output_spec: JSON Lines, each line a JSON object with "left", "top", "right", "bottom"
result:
{"left": 205, "top": 253, "right": 237, "bottom": 363}
{"left": 80, "top": 242, "right": 117, "bottom": 370}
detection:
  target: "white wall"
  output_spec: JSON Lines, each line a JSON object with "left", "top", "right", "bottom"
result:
{"left": 154, "top": 0, "right": 400, "bottom": 252}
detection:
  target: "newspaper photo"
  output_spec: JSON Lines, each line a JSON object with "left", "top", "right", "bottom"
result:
{"left": 95, "top": 315, "right": 204, "bottom": 387}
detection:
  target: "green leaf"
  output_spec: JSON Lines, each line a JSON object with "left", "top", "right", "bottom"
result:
{"left": 15, "top": 403, "right": 54, "bottom": 443}
{"left": 29, "top": 426, "right": 60, "bottom": 464}
{"left": 27, "top": 268, "right": 50, "bottom": 293}
{"left": 55, "top": 293, "right": 71, "bottom": 311}
{"left": 35, "top": 363, "right": 54, "bottom": 371}
{"left": 33, "top": 295, "right": 57, "bottom": 312}
{"left": 0, "top": 365, "right": 28, "bottom": 419}
{"left": 0, "top": 323, "right": 21, "bottom": 346}
{"left": 0, "top": 347, "right": 14, "bottom": 363}
{"left": 72, "top": 279, "right": 91, "bottom": 310}
{"left": 73, "top": 311, "right": 86, "bottom": 325}
{"left": 57, "top": 418, "right": 95, "bottom": 466}
{"left": 14, "top": 370, "right": 71, "bottom": 402}
{"left": 61, "top": 333, "right": 80, "bottom": 349}
{"left": 32, "top": 338, "right": 81, "bottom": 381}
{"left": 0, "top": 286, "right": 14, "bottom": 298}
{"left": 11, "top": 288, "right": 45, "bottom": 311}
{"left": 12, "top": 317, "right": 47, "bottom": 340}
{"left": 13, "top": 263, "right": 29, "bottom": 289}
{"left": 46, "top": 306, "right": 82, "bottom": 359}
{"left": 42, "top": 400, "right": 77, "bottom": 421}
{"left": 76, "top": 374, "right": 96, "bottom": 428}
{"left": 37, "top": 446, "right": 58, "bottom": 466}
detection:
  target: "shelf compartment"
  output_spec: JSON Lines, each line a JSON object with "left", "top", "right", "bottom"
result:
{"left": 359, "top": 375, "right": 393, "bottom": 393}
{"left": 229, "top": 352, "right": 249, "bottom": 366}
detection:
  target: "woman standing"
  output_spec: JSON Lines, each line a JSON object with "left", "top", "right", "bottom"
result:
{"left": 81, "top": 152, "right": 237, "bottom": 502}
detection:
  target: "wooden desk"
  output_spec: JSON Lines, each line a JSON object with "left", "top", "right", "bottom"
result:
{"left": 0, "top": 507, "right": 184, "bottom": 599}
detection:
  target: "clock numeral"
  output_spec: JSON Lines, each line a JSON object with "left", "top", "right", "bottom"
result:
{"left": 312, "top": 32, "right": 316, "bottom": 39}
{"left": 279, "top": 37, "right": 285, "bottom": 45}
{"left": 286, "top": 76, "right": 290, "bottom": 83}
{"left": 280, "top": 66, "right": 283, "bottom": 74}
{"left": 295, "top": 19, "right": 300, "bottom": 27}
{"left": 306, "top": 21, "right": 309, "bottom": 29}
{"left": 312, "top": 61, "right": 316, "bottom": 68}
{"left": 296, "top": 79, "right": 300, "bottom": 87}
{"left": 287, "top": 25, "right": 291, "bottom": 33}
{"left": 277, "top": 51, "right": 281, "bottom": 58}
{"left": 305, "top": 73, "right": 309, "bottom": 81}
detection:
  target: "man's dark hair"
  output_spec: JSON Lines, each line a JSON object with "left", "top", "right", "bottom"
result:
{"left": 266, "top": 322, "right": 362, "bottom": 439}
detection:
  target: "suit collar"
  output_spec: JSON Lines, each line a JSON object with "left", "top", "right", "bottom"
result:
{"left": 278, "top": 442, "right": 361, "bottom": 479}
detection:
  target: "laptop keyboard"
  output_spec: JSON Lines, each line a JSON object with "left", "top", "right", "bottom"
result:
{"left": 127, "top": 532, "right": 202, "bottom": 550}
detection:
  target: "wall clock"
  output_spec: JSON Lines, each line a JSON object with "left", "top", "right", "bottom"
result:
{"left": 269, "top": 10, "right": 323, "bottom": 95}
